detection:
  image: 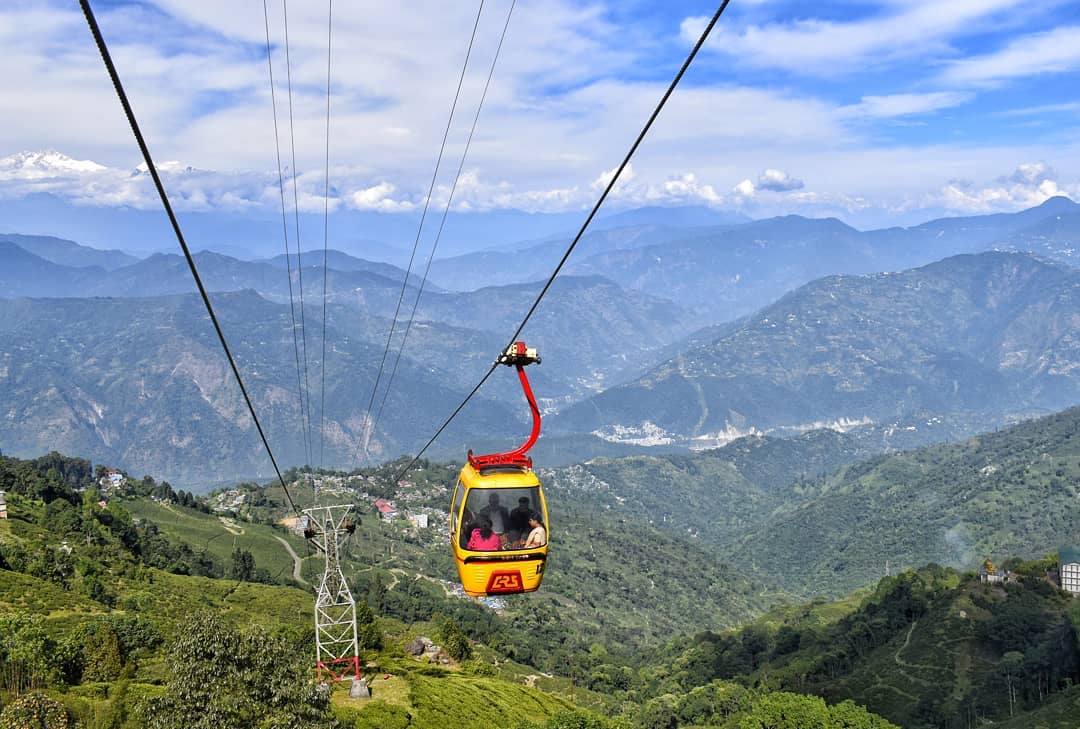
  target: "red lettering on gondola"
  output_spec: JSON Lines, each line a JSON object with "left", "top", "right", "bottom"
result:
{"left": 486, "top": 570, "right": 524, "bottom": 593}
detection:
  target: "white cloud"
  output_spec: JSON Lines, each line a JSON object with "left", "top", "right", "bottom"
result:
{"left": 756, "top": 168, "right": 804, "bottom": 192}
{"left": 592, "top": 162, "right": 634, "bottom": 191}
{"left": 729, "top": 169, "right": 803, "bottom": 197}
{"left": 839, "top": 92, "right": 973, "bottom": 119}
{"left": 1007, "top": 162, "right": 1055, "bottom": 185}
{"left": 996, "top": 102, "right": 1080, "bottom": 117}
{"left": 349, "top": 181, "right": 413, "bottom": 212}
{"left": 656, "top": 172, "right": 722, "bottom": 203}
{"left": 1, "top": 2, "right": 1078, "bottom": 231}
{"left": 683, "top": 0, "right": 1028, "bottom": 75}
{"left": 925, "top": 162, "right": 1077, "bottom": 213}
{"left": 732, "top": 179, "right": 755, "bottom": 197}
{"left": 942, "top": 26, "right": 1080, "bottom": 85}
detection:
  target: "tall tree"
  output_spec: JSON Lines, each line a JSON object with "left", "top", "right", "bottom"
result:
{"left": 141, "top": 612, "right": 337, "bottom": 729}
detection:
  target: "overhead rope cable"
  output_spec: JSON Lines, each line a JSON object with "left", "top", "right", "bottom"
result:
{"left": 263, "top": 0, "right": 312, "bottom": 483}
{"left": 79, "top": 0, "right": 300, "bottom": 514}
{"left": 318, "top": 0, "right": 334, "bottom": 476}
{"left": 391, "top": 0, "right": 733, "bottom": 483}
{"left": 360, "top": 0, "right": 487, "bottom": 460}
{"left": 282, "top": 0, "right": 315, "bottom": 467}
{"left": 371, "top": 0, "right": 516, "bottom": 438}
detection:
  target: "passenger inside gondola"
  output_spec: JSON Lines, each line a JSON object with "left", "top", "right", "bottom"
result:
{"left": 479, "top": 492, "right": 510, "bottom": 545}
{"left": 459, "top": 486, "right": 544, "bottom": 551}
{"left": 509, "top": 496, "right": 532, "bottom": 544}
{"left": 466, "top": 516, "right": 501, "bottom": 551}
{"left": 523, "top": 512, "right": 546, "bottom": 548}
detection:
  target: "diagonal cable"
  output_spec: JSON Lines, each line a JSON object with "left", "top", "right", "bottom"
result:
{"left": 319, "top": 0, "right": 334, "bottom": 476}
{"left": 360, "top": 0, "right": 487, "bottom": 459}
{"left": 371, "top": 0, "right": 516, "bottom": 436}
{"left": 264, "top": 0, "right": 311, "bottom": 480}
{"left": 80, "top": 0, "right": 300, "bottom": 513}
{"left": 282, "top": 0, "right": 315, "bottom": 467}
{"left": 392, "top": 0, "right": 733, "bottom": 483}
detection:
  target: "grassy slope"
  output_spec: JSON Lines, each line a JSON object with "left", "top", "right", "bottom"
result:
{"left": 135, "top": 480, "right": 783, "bottom": 650}
{"left": 122, "top": 498, "right": 305, "bottom": 581}
{"left": 0, "top": 492, "right": 610, "bottom": 729}
{"left": 0, "top": 568, "right": 591, "bottom": 729}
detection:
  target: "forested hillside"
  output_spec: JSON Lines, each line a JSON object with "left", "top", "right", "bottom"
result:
{"left": 633, "top": 563, "right": 1080, "bottom": 729}
{"left": 551, "top": 392, "right": 1080, "bottom": 599}
{"left": 0, "top": 451, "right": 901, "bottom": 728}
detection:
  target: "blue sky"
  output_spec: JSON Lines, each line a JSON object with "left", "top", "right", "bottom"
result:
{"left": 1, "top": 0, "right": 1079, "bottom": 231}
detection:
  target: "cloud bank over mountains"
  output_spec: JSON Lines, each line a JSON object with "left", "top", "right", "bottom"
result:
{"left": 1, "top": 149, "right": 1076, "bottom": 232}
{"left": 1, "top": 1, "right": 1078, "bottom": 229}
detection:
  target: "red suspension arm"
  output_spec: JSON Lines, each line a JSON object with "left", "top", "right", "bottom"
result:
{"left": 468, "top": 342, "right": 541, "bottom": 470}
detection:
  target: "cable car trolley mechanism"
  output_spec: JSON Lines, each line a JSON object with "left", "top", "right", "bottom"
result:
{"left": 450, "top": 342, "right": 550, "bottom": 597}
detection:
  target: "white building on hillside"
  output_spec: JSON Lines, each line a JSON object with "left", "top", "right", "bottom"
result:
{"left": 1060, "top": 546, "right": 1080, "bottom": 595}
{"left": 0, "top": 490, "right": 7, "bottom": 519}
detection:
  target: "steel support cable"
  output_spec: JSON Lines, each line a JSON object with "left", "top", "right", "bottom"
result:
{"left": 282, "top": 0, "right": 315, "bottom": 466}
{"left": 79, "top": 0, "right": 300, "bottom": 514}
{"left": 360, "top": 0, "right": 487, "bottom": 458}
{"left": 391, "top": 0, "right": 732, "bottom": 483}
{"left": 371, "top": 0, "right": 516, "bottom": 437}
{"left": 263, "top": 0, "right": 312, "bottom": 481}
{"left": 318, "top": 0, "right": 334, "bottom": 475}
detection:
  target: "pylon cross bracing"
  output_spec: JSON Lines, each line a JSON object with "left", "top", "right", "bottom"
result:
{"left": 303, "top": 504, "right": 360, "bottom": 682}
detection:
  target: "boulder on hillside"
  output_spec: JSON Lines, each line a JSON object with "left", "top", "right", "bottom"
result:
{"left": 405, "top": 636, "right": 432, "bottom": 656}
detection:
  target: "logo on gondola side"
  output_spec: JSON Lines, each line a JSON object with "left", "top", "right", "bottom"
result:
{"left": 486, "top": 570, "right": 524, "bottom": 593}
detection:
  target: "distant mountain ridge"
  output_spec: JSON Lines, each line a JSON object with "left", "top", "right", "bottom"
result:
{"left": 0, "top": 232, "right": 137, "bottom": 269}
{"left": 555, "top": 250, "right": 1080, "bottom": 444}
{"left": 430, "top": 196, "right": 1080, "bottom": 320}
{"left": 0, "top": 268, "right": 701, "bottom": 482}
{"left": 4, "top": 198, "right": 1080, "bottom": 482}
{"left": 0, "top": 291, "right": 518, "bottom": 483}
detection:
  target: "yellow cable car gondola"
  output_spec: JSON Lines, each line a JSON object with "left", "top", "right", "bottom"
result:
{"left": 450, "top": 342, "right": 549, "bottom": 597}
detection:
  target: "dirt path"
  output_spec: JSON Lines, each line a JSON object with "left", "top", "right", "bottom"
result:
{"left": 219, "top": 517, "right": 244, "bottom": 535}
{"left": 894, "top": 621, "right": 951, "bottom": 674}
{"left": 275, "top": 536, "right": 308, "bottom": 585}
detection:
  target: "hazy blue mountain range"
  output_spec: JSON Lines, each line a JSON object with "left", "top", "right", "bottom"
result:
{"left": 260, "top": 248, "right": 415, "bottom": 282}
{"left": 554, "top": 250, "right": 1080, "bottom": 445}
{"left": 0, "top": 268, "right": 701, "bottom": 482}
{"left": 0, "top": 239, "right": 106, "bottom": 297}
{"left": 912, "top": 193, "right": 1079, "bottom": 245}
{"left": 436, "top": 196, "right": 1080, "bottom": 321}
{"left": 0, "top": 243, "right": 416, "bottom": 303}
{"left": 4, "top": 198, "right": 1080, "bottom": 484}
{"left": 5, "top": 197, "right": 1076, "bottom": 323}
{"left": 428, "top": 221, "right": 745, "bottom": 290}
{"left": 994, "top": 209, "right": 1080, "bottom": 265}
{"left": 0, "top": 192, "right": 745, "bottom": 262}
{"left": 0, "top": 291, "right": 521, "bottom": 484}
{"left": 0, "top": 232, "right": 138, "bottom": 269}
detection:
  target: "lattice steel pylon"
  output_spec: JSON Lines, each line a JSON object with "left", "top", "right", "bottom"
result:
{"left": 304, "top": 504, "right": 360, "bottom": 682}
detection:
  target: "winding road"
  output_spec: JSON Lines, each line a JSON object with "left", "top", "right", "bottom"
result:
{"left": 275, "top": 536, "right": 308, "bottom": 585}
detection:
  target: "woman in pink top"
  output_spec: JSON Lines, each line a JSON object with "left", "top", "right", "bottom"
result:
{"left": 467, "top": 516, "right": 501, "bottom": 551}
